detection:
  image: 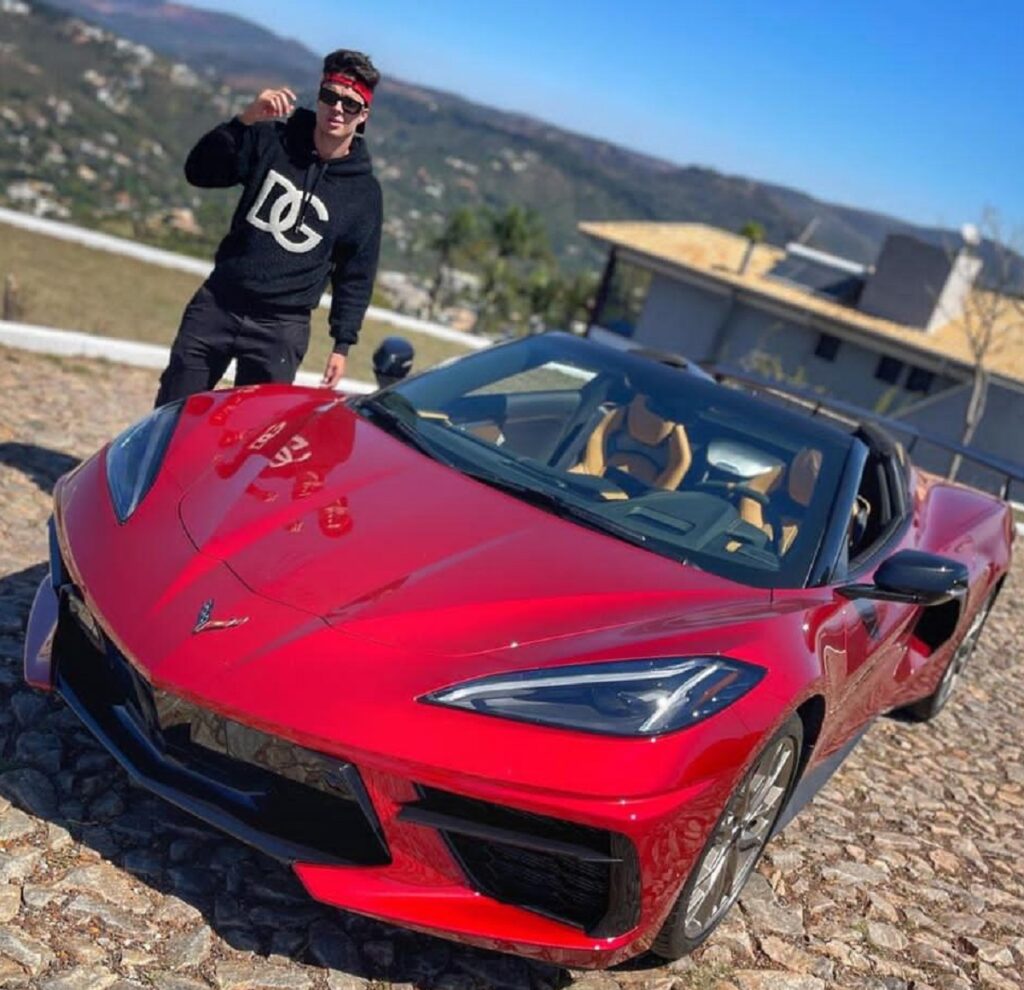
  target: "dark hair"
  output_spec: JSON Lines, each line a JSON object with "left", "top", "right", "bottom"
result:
{"left": 322, "top": 50, "right": 380, "bottom": 92}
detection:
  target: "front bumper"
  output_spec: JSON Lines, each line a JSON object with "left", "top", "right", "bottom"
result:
{"left": 25, "top": 523, "right": 728, "bottom": 968}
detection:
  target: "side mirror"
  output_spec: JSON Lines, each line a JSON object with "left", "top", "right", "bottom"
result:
{"left": 372, "top": 337, "right": 415, "bottom": 389}
{"left": 839, "top": 549, "right": 969, "bottom": 606}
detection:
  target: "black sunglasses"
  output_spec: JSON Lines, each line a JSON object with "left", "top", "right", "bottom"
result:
{"left": 318, "top": 86, "right": 366, "bottom": 115}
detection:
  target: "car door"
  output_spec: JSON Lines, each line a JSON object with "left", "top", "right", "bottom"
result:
{"left": 814, "top": 442, "right": 919, "bottom": 752}
{"left": 838, "top": 594, "right": 919, "bottom": 724}
{"left": 802, "top": 591, "right": 913, "bottom": 761}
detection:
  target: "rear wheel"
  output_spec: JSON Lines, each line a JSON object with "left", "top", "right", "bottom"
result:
{"left": 651, "top": 715, "right": 802, "bottom": 960}
{"left": 900, "top": 592, "right": 994, "bottom": 722}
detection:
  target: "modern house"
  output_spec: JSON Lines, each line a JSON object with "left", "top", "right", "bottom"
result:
{"left": 581, "top": 221, "right": 1024, "bottom": 497}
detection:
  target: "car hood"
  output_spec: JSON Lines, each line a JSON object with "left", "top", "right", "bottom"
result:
{"left": 178, "top": 399, "right": 770, "bottom": 657}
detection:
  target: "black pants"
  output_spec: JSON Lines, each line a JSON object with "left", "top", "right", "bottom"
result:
{"left": 155, "top": 284, "right": 311, "bottom": 407}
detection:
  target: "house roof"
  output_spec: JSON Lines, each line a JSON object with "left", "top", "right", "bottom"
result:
{"left": 579, "top": 221, "right": 1024, "bottom": 386}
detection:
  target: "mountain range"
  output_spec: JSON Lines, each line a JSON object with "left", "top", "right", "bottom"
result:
{"left": 2, "top": 0, "right": 1017, "bottom": 286}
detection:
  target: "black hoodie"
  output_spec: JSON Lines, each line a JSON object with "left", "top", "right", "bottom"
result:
{"left": 184, "top": 109, "right": 382, "bottom": 354}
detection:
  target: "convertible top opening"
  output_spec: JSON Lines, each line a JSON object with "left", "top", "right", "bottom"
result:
{"left": 355, "top": 332, "right": 857, "bottom": 588}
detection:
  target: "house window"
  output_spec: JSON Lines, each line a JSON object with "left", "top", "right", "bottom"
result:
{"left": 592, "top": 255, "right": 652, "bottom": 339}
{"left": 814, "top": 333, "right": 841, "bottom": 361}
{"left": 874, "top": 355, "right": 904, "bottom": 384}
{"left": 906, "top": 367, "right": 935, "bottom": 393}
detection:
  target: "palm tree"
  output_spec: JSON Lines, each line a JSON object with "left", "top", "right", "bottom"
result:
{"left": 738, "top": 220, "right": 766, "bottom": 275}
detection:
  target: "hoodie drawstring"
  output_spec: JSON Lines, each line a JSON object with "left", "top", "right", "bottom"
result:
{"left": 291, "top": 158, "right": 329, "bottom": 234}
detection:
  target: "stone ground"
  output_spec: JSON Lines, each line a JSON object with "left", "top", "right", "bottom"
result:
{"left": 0, "top": 344, "right": 1022, "bottom": 990}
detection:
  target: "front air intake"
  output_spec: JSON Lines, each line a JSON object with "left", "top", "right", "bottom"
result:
{"left": 399, "top": 786, "right": 640, "bottom": 935}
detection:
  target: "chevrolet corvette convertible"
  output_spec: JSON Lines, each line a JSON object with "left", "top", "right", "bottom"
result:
{"left": 24, "top": 332, "right": 1012, "bottom": 967}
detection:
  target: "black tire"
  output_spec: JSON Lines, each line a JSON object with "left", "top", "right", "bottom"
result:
{"left": 650, "top": 714, "right": 803, "bottom": 961}
{"left": 898, "top": 591, "right": 995, "bottom": 722}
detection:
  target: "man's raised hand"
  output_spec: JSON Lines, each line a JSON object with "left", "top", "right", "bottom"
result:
{"left": 238, "top": 88, "right": 297, "bottom": 126}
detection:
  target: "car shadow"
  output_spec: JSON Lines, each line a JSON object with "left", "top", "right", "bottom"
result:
{"left": 0, "top": 564, "right": 573, "bottom": 990}
{"left": 0, "top": 442, "right": 81, "bottom": 496}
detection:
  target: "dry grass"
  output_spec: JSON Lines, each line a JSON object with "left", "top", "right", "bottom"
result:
{"left": 0, "top": 222, "right": 477, "bottom": 383}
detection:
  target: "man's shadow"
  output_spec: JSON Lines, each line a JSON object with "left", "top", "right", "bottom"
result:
{"left": 0, "top": 563, "right": 574, "bottom": 990}
{"left": 0, "top": 442, "right": 81, "bottom": 496}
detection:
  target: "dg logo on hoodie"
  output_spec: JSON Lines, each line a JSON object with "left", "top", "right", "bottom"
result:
{"left": 246, "top": 169, "right": 329, "bottom": 254}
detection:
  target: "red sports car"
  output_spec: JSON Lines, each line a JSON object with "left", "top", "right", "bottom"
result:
{"left": 23, "top": 332, "right": 1013, "bottom": 967}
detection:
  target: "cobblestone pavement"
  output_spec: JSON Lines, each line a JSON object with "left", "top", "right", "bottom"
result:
{"left": 1, "top": 345, "right": 1022, "bottom": 990}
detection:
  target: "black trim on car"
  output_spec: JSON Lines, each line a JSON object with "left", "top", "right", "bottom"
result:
{"left": 809, "top": 440, "right": 868, "bottom": 587}
{"left": 772, "top": 723, "right": 871, "bottom": 835}
{"left": 400, "top": 787, "right": 641, "bottom": 937}
{"left": 53, "top": 589, "right": 389, "bottom": 867}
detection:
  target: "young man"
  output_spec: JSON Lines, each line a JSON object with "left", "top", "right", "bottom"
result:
{"left": 154, "top": 49, "right": 383, "bottom": 406}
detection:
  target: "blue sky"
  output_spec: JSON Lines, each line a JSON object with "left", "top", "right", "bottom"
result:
{"left": 189, "top": 0, "right": 1024, "bottom": 232}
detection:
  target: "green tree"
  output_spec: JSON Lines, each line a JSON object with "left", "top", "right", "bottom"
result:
{"left": 551, "top": 270, "right": 599, "bottom": 331}
{"left": 431, "top": 204, "right": 586, "bottom": 336}
{"left": 475, "top": 255, "right": 521, "bottom": 335}
{"left": 522, "top": 264, "right": 562, "bottom": 332}
{"left": 427, "top": 206, "right": 478, "bottom": 319}
{"left": 489, "top": 205, "right": 551, "bottom": 262}
{"left": 472, "top": 206, "right": 552, "bottom": 334}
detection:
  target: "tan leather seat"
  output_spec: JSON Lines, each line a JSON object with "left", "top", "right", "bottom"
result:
{"left": 777, "top": 447, "right": 822, "bottom": 554}
{"left": 572, "top": 396, "right": 692, "bottom": 491}
{"left": 737, "top": 464, "right": 785, "bottom": 534}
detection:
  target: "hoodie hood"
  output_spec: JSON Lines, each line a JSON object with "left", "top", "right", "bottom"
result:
{"left": 283, "top": 108, "right": 374, "bottom": 178}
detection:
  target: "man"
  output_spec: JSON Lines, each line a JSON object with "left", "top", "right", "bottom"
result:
{"left": 154, "top": 49, "right": 383, "bottom": 406}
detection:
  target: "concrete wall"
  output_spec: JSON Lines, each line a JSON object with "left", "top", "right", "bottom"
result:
{"left": 633, "top": 274, "right": 731, "bottom": 359}
{"left": 711, "top": 307, "right": 958, "bottom": 416}
{"left": 858, "top": 234, "right": 954, "bottom": 328}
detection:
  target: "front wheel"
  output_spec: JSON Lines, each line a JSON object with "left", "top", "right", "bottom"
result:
{"left": 651, "top": 715, "right": 803, "bottom": 960}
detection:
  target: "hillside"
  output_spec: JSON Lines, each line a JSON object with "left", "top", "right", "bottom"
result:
{"left": 0, "top": 1, "right": 246, "bottom": 255}
{"left": 2, "top": 0, "right": 1017, "bottom": 287}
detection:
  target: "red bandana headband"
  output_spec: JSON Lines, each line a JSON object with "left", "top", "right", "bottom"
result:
{"left": 322, "top": 73, "right": 373, "bottom": 107}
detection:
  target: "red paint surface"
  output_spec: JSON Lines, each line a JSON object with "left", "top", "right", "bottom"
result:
{"left": 46, "top": 387, "right": 1013, "bottom": 967}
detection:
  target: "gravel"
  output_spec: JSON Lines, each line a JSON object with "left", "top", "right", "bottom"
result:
{"left": 1, "top": 344, "right": 1022, "bottom": 989}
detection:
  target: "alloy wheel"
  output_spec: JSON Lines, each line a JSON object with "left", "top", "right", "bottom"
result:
{"left": 682, "top": 733, "right": 798, "bottom": 939}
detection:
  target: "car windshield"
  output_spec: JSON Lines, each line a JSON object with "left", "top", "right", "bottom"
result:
{"left": 352, "top": 333, "right": 851, "bottom": 588}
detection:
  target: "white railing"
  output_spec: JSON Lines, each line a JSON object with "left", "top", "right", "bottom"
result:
{"left": 0, "top": 320, "right": 375, "bottom": 393}
{"left": 0, "top": 206, "right": 490, "bottom": 350}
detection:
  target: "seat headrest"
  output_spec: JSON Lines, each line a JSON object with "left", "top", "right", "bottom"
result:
{"left": 788, "top": 447, "right": 822, "bottom": 507}
{"left": 626, "top": 396, "right": 674, "bottom": 445}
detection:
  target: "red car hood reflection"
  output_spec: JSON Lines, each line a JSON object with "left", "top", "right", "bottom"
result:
{"left": 179, "top": 401, "right": 767, "bottom": 657}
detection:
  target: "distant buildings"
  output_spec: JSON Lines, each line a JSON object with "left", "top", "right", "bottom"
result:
{"left": 581, "top": 221, "right": 1024, "bottom": 495}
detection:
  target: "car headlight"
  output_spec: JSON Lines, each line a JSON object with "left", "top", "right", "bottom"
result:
{"left": 423, "top": 657, "right": 765, "bottom": 736}
{"left": 105, "top": 401, "right": 183, "bottom": 523}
